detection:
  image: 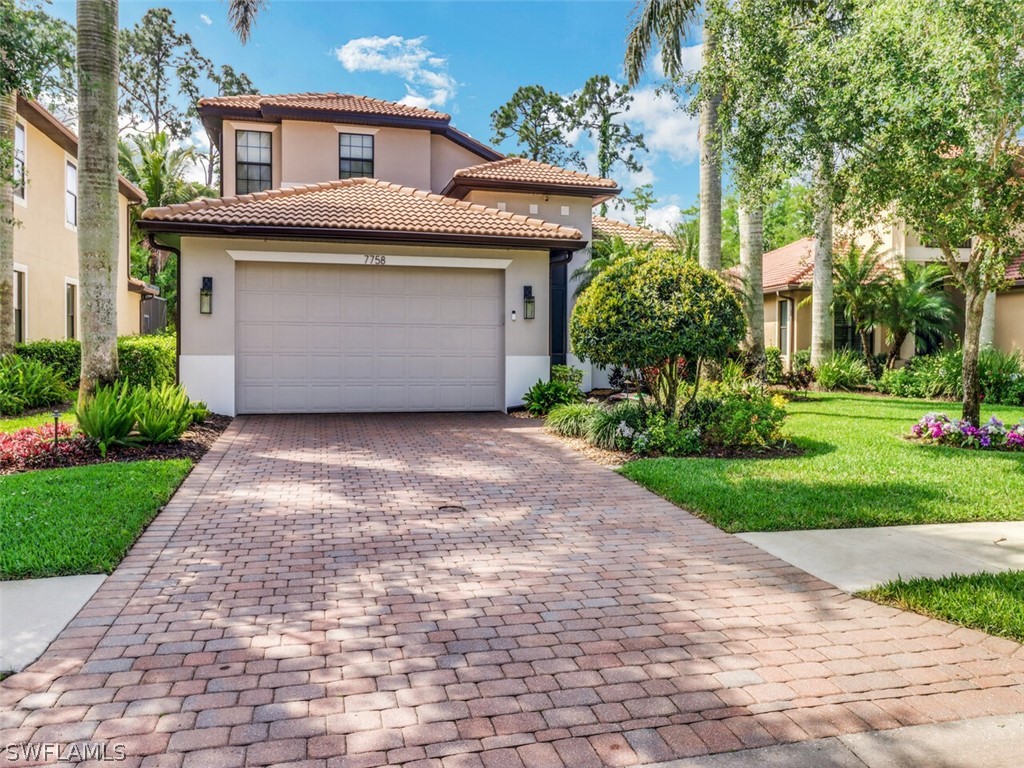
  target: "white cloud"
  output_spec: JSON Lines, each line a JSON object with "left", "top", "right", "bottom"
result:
{"left": 645, "top": 203, "right": 684, "bottom": 232}
{"left": 623, "top": 87, "right": 699, "bottom": 164}
{"left": 199, "top": 13, "right": 212, "bottom": 26}
{"left": 334, "top": 35, "right": 456, "bottom": 109}
{"left": 653, "top": 44, "right": 703, "bottom": 79}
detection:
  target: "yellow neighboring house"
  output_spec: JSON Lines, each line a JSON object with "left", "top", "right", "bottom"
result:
{"left": 11, "top": 96, "right": 157, "bottom": 344}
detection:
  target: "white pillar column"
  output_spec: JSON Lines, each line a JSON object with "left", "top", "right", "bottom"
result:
{"left": 979, "top": 290, "right": 996, "bottom": 349}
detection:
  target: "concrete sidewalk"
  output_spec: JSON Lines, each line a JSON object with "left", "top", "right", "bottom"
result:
{"left": 646, "top": 713, "right": 1024, "bottom": 767}
{"left": 738, "top": 521, "right": 1024, "bottom": 592}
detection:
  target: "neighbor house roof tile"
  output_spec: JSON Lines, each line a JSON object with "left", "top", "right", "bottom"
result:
{"left": 443, "top": 158, "right": 621, "bottom": 200}
{"left": 1006, "top": 254, "right": 1023, "bottom": 285}
{"left": 138, "top": 178, "right": 584, "bottom": 246}
{"left": 197, "top": 92, "right": 450, "bottom": 121}
{"left": 592, "top": 215, "right": 675, "bottom": 248}
{"left": 761, "top": 236, "right": 817, "bottom": 292}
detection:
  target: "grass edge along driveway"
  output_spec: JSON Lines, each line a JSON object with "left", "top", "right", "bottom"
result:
{"left": 0, "top": 459, "right": 192, "bottom": 580}
{"left": 621, "top": 392, "right": 1024, "bottom": 532}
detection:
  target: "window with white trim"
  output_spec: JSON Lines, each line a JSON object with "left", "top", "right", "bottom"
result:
{"left": 65, "top": 281, "right": 77, "bottom": 340}
{"left": 65, "top": 161, "right": 78, "bottom": 227}
{"left": 235, "top": 130, "right": 272, "bottom": 194}
{"left": 14, "top": 122, "right": 26, "bottom": 200}
{"left": 339, "top": 133, "right": 373, "bottom": 178}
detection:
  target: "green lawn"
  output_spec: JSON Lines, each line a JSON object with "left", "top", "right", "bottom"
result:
{"left": 0, "top": 460, "right": 192, "bottom": 580}
{"left": 861, "top": 571, "right": 1024, "bottom": 642}
{"left": 621, "top": 393, "right": 1024, "bottom": 532}
{"left": 0, "top": 408, "right": 75, "bottom": 432}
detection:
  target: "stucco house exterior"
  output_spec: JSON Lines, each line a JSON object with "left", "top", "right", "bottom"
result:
{"left": 11, "top": 96, "right": 157, "bottom": 343}
{"left": 138, "top": 93, "right": 629, "bottom": 415}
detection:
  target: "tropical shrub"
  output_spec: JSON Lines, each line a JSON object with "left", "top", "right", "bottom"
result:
{"left": 12, "top": 340, "right": 81, "bottom": 387}
{"left": 876, "top": 348, "right": 1024, "bottom": 406}
{"left": 75, "top": 381, "right": 143, "bottom": 457}
{"left": 545, "top": 402, "right": 599, "bottom": 438}
{"left": 908, "top": 413, "right": 1024, "bottom": 451}
{"left": 701, "top": 391, "right": 789, "bottom": 449}
{"left": 816, "top": 350, "right": 870, "bottom": 390}
{"left": 0, "top": 356, "right": 70, "bottom": 414}
{"left": 762, "top": 347, "right": 784, "bottom": 385}
{"left": 571, "top": 251, "right": 744, "bottom": 416}
{"left": 550, "top": 364, "right": 585, "bottom": 389}
{"left": 0, "top": 423, "right": 91, "bottom": 470}
{"left": 134, "top": 383, "right": 193, "bottom": 444}
{"left": 15, "top": 335, "right": 177, "bottom": 388}
{"left": 188, "top": 401, "right": 210, "bottom": 425}
{"left": 635, "top": 410, "right": 701, "bottom": 456}
{"left": 586, "top": 400, "right": 644, "bottom": 450}
{"left": 522, "top": 379, "right": 583, "bottom": 416}
{"left": 978, "top": 349, "right": 1024, "bottom": 406}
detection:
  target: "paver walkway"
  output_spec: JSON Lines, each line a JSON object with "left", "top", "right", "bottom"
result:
{"left": 2, "top": 414, "right": 1023, "bottom": 768}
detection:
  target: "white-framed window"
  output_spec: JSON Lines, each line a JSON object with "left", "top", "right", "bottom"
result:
{"left": 65, "top": 160, "right": 78, "bottom": 228}
{"left": 778, "top": 299, "right": 791, "bottom": 357}
{"left": 13, "top": 266, "right": 27, "bottom": 343}
{"left": 14, "top": 122, "right": 26, "bottom": 203}
{"left": 338, "top": 133, "right": 374, "bottom": 179}
{"left": 235, "top": 130, "right": 272, "bottom": 194}
{"left": 65, "top": 279, "right": 78, "bottom": 340}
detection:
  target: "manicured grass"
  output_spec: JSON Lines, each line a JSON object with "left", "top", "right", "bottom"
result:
{"left": 0, "top": 408, "right": 75, "bottom": 432}
{"left": 0, "top": 459, "right": 191, "bottom": 580}
{"left": 621, "top": 393, "right": 1024, "bottom": 532}
{"left": 861, "top": 571, "right": 1024, "bottom": 642}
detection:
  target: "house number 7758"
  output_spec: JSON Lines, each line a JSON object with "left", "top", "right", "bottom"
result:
{"left": 364, "top": 255, "right": 387, "bottom": 266}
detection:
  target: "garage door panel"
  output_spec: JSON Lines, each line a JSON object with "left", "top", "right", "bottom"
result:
{"left": 237, "top": 262, "right": 503, "bottom": 413}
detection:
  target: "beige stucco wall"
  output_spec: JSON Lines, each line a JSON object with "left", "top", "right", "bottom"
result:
{"left": 429, "top": 135, "right": 491, "bottom": 193}
{"left": 177, "top": 236, "right": 553, "bottom": 414}
{"left": 995, "top": 289, "right": 1024, "bottom": 352}
{"left": 13, "top": 114, "right": 140, "bottom": 342}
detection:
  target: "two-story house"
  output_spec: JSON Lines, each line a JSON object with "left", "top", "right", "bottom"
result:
{"left": 138, "top": 93, "right": 625, "bottom": 415}
{"left": 11, "top": 97, "right": 158, "bottom": 343}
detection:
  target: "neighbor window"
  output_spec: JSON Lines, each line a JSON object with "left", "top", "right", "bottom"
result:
{"left": 834, "top": 303, "right": 874, "bottom": 353}
{"left": 13, "top": 270, "right": 25, "bottom": 343}
{"left": 65, "top": 282, "right": 77, "bottom": 340}
{"left": 14, "top": 122, "right": 26, "bottom": 200}
{"left": 65, "top": 161, "right": 77, "bottom": 227}
{"left": 235, "top": 130, "right": 272, "bottom": 194}
{"left": 778, "top": 299, "right": 791, "bottom": 356}
{"left": 339, "top": 133, "right": 373, "bottom": 178}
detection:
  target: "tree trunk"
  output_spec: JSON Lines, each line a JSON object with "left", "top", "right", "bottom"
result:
{"left": 961, "top": 286, "right": 986, "bottom": 426}
{"left": 698, "top": 30, "right": 722, "bottom": 273}
{"left": 886, "top": 331, "right": 907, "bottom": 370}
{"left": 858, "top": 326, "right": 875, "bottom": 375}
{"left": 77, "top": 0, "right": 121, "bottom": 399}
{"left": 0, "top": 90, "right": 16, "bottom": 356}
{"left": 810, "top": 150, "right": 834, "bottom": 368}
{"left": 738, "top": 203, "right": 764, "bottom": 359}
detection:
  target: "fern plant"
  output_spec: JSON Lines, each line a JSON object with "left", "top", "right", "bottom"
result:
{"left": 75, "top": 381, "right": 141, "bottom": 457}
{"left": 134, "top": 383, "right": 193, "bottom": 444}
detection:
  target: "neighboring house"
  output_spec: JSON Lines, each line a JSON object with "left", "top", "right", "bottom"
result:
{"left": 997, "top": 255, "right": 1024, "bottom": 352}
{"left": 592, "top": 215, "right": 676, "bottom": 249}
{"left": 139, "top": 93, "right": 623, "bottom": 415}
{"left": 10, "top": 97, "right": 158, "bottom": 343}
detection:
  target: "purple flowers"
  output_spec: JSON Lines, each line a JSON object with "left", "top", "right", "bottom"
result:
{"left": 907, "top": 413, "right": 1024, "bottom": 451}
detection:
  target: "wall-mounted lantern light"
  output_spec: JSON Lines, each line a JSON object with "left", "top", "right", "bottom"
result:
{"left": 523, "top": 285, "right": 536, "bottom": 320}
{"left": 200, "top": 277, "right": 213, "bottom": 314}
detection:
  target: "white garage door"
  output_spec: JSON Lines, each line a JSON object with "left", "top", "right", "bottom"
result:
{"left": 236, "top": 262, "right": 504, "bottom": 413}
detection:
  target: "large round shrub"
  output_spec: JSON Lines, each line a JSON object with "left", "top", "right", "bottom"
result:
{"left": 570, "top": 252, "right": 745, "bottom": 413}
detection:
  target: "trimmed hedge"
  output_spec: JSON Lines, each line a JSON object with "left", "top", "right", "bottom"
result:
{"left": 15, "top": 335, "right": 176, "bottom": 388}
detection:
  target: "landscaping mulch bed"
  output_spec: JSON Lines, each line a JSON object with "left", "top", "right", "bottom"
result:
{"left": 0, "top": 415, "right": 231, "bottom": 475}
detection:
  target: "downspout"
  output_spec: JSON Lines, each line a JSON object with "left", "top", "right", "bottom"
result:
{"left": 146, "top": 233, "right": 181, "bottom": 384}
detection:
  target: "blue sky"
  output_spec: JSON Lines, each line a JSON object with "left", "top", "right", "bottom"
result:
{"left": 50, "top": 0, "right": 704, "bottom": 230}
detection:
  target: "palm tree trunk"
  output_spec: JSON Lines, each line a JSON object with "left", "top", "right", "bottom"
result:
{"left": 77, "top": 0, "right": 120, "bottom": 398}
{"left": 886, "top": 331, "right": 907, "bottom": 370}
{"left": 738, "top": 203, "right": 764, "bottom": 359}
{"left": 698, "top": 30, "right": 722, "bottom": 273}
{"left": 0, "top": 90, "right": 16, "bottom": 356}
{"left": 961, "top": 286, "right": 986, "bottom": 426}
{"left": 979, "top": 290, "right": 996, "bottom": 348}
{"left": 810, "top": 149, "right": 834, "bottom": 368}
{"left": 857, "top": 325, "right": 874, "bottom": 375}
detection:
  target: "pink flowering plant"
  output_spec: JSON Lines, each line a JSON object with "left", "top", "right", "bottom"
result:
{"left": 908, "top": 413, "right": 1024, "bottom": 451}
{"left": 0, "top": 423, "right": 93, "bottom": 471}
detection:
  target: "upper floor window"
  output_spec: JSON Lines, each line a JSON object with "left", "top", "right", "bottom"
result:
{"left": 14, "top": 122, "right": 26, "bottom": 200}
{"left": 65, "top": 161, "right": 77, "bottom": 227}
{"left": 236, "top": 130, "right": 272, "bottom": 194}
{"left": 339, "top": 133, "right": 373, "bottom": 179}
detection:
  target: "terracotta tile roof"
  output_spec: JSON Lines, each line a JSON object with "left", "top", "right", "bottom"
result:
{"left": 451, "top": 157, "right": 618, "bottom": 189}
{"left": 1006, "top": 253, "right": 1024, "bottom": 285}
{"left": 197, "top": 92, "right": 449, "bottom": 121}
{"left": 761, "top": 236, "right": 816, "bottom": 292}
{"left": 592, "top": 215, "right": 675, "bottom": 248}
{"left": 139, "top": 178, "right": 584, "bottom": 246}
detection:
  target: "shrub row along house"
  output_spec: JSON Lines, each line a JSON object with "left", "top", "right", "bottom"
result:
{"left": 136, "top": 93, "right": 652, "bottom": 416}
{"left": 9, "top": 97, "right": 162, "bottom": 342}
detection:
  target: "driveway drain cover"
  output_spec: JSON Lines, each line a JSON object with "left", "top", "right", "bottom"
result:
{"left": 438, "top": 505, "right": 466, "bottom": 513}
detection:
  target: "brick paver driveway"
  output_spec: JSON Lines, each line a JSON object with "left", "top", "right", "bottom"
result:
{"left": 3, "top": 414, "right": 1023, "bottom": 768}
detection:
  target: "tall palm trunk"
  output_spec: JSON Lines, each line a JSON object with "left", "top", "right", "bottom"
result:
{"left": 810, "top": 149, "right": 834, "bottom": 368}
{"left": 0, "top": 90, "right": 16, "bottom": 356}
{"left": 77, "top": 0, "right": 120, "bottom": 398}
{"left": 698, "top": 30, "right": 722, "bottom": 273}
{"left": 738, "top": 203, "right": 764, "bottom": 359}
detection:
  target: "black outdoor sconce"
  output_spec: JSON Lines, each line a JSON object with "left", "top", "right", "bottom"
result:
{"left": 200, "top": 277, "right": 213, "bottom": 314}
{"left": 523, "top": 285, "right": 536, "bottom": 320}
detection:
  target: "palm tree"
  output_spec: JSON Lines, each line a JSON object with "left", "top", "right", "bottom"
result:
{"left": 572, "top": 236, "right": 647, "bottom": 298}
{"left": 738, "top": 206, "right": 765, "bottom": 358}
{"left": 0, "top": 91, "right": 15, "bottom": 357}
{"left": 75, "top": 0, "right": 264, "bottom": 398}
{"left": 831, "top": 242, "right": 890, "bottom": 374}
{"left": 877, "top": 261, "right": 955, "bottom": 370}
{"left": 625, "top": 0, "right": 722, "bottom": 272}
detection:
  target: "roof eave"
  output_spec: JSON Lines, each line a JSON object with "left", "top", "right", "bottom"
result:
{"left": 442, "top": 177, "right": 622, "bottom": 202}
{"left": 135, "top": 218, "right": 588, "bottom": 252}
